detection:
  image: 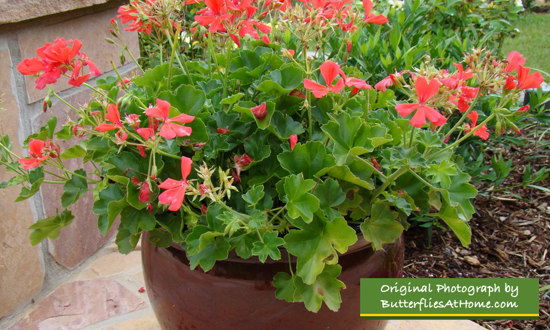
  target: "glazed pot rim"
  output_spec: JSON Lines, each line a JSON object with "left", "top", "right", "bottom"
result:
{"left": 157, "top": 232, "right": 395, "bottom": 265}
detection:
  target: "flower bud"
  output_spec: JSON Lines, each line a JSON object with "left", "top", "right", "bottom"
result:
{"left": 289, "top": 135, "right": 298, "bottom": 150}
{"left": 250, "top": 103, "right": 267, "bottom": 119}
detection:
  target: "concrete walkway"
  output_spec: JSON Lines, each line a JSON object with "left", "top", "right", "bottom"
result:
{"left": 5, "top": 241, "right": 485, "bottom": 330}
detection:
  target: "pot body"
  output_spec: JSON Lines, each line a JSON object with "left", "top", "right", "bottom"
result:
{"left": 142, "top": 233, "right": 404, "bottom": 330}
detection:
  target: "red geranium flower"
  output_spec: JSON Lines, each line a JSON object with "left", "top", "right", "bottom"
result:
{"left": 395, "top": 76, "right": 446, "bottom": 128}
{"left": 117, "top": 0, "right": 159, "bottom": 35}
{"left": 158, "top": 156, "right": 193, "bottom": 211}
{"left": 505, "top": 51, "right": 525, "bottom": 73}
{"left": 516, "top": 66, "right": 544, "bottom": 90}
{"left": 304, "top": 61, "right": 345, "bottom": 98}
{"left": 374, "top": 74, "right": 395, "bottom": 92}
{"left": 18, "top": 139, "right": 59, "bottom": 170}
{"left": 145, "top": 99, "right": 195, "bottom": 139}
{"left": 363, "top": 0, "right": 388, "bottom": 24}
{"left": 504, "top": 76, "right": 517, "bottom": 91}
{"left": 344, "top": 77, "right": 371, "bottom": 95}
{"left": 464, "top": 111, "right": 489, "bottom": 140}
{"left": 95, "top": 103, "right": 128, "bottom": 142}
{"left": 17, "top": 38, "right": 100, "bottom": 89}
{"left": 194, "top": 0, "right": 233, "bottom": 33}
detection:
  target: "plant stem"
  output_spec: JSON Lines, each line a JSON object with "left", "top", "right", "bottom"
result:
{"left": 441, "top": 95, "right": 480, "bottom": 139}
{"left": 369, "top": 166, "right": 408, "bottom": 203}
{"left": 408, "top": 126, "right": 416, "bottom": 148}
{"left": 408, "top": 169, "right": 441, "bottom": 191}
{"left": 429, "top": 113, "right": 496, "bottom": 160}
{"left": 166, "top": 26, "right": 194, "bottom": 84}
{"left": 52, "top": 91, "right": 80, "bottom": 112}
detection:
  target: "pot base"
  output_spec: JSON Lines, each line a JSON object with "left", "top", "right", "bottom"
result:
{"left": 142, "top": 234, "right": 404, "bottom": 330}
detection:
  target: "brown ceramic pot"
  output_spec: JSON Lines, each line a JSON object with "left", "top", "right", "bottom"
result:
{"left": 142, "top": 232, "right": 404, "bottom": 330}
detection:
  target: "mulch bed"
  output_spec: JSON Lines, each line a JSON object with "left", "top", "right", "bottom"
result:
{"left": 403, "top": 132, "right": 550, "bottom": 329}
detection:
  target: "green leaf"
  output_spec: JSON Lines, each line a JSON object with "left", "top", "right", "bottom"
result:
{"left": 232, "top": 233, "right": 256, "bottom": 259}
{"left": 61, "top": 169, "right": 87, "bottom": 208}
{"left": 107, "top": 152, "right": 146, "bottom": 177}
{"left": 360, "top": 202, "right": 403, "bottom": 250}
{"left": 92, "top": 184, "right": 125, "bottom": 235}
{"left": 158, "top": 84, "right": 206, "bottom": 116}
{"left": 148, "top": 229, "right": 173, "bottom": 248}
{"left": 314, "top": 178, "right": 346, "bottom": 208}
{"left": 273, "top": 272, "right": 303, "bottom": 303}
{"left": 115, "top": 228, "right": 140, "bottom": 254}
{"left": 301, "top": 264, "right": 345, "bottom": 312}
{"left": 185, "top": 117, "right": 208, "bottom": 143}
{"left": 132, "top": 62, "right": 170, "bottom": 91}
{"left": 316, "top": 163, "right": 374, "bottom": 190}
{"left": 269, "top": 112, "right": 305, "bottom": 139}
{"left": 126, "top": 181, "right": 147, "bottom": 210}
{"left": 220, "top": 93, "right": 245, "bottom": 105}
{"left": 439, "top": 172, "right": 477, "bottom": 220}
{"left": 244, "top": 130, "right": 271, "bottom": 163}
{"left": 29, "top": 210, "right": 74, "bottom": 245}
{"left": 435, "top": 202, "right": 471, "bottom": 247}
{"left": 156, "top": 213, "right": 185, "bottom": 242}
{"left": 60, "top": 145, "right": 86, "bottom": 159}
{"left": 321, "top": 113, "right": 376, "bottom": 157}
{"left": 257, "top": 64, "right": 305, "bottom": 96}
{"left": 203, "top": 134, "right": 232, "bottom": 159}
{"left": 187, "top": 234, "right": 231, "bottom": 272}
{"left": 242, "top": 185, "right": 265, "bottom": 206}
{"left": 15, "top": 167, "right": 44, "bottom": 202}
{"left": 284, "top": 216, "right": 357, "bottom": 284}
{"left": 277, "top": 141, "right": 336, "bottom": 179}
{"left": 218, "top": 211, "right": 242, "bottom": 237}
{"left": 0, "top": 174, "right": 26, "bottom": 189}
{"left": 55, "top": 125, "right": 73, "bottom": 141}
{"left": 425, "top": 160, "right": 457, "bottom": 188}
{"left": 120, "top": 207, "right": 156, "bottom": 234}
{"left": 252, "top": 231, "right": 284, "bottom": 262}
{"left": 283, "top": 174, "right": 320, "bottom": 223}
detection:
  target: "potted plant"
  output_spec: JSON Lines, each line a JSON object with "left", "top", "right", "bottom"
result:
{"left": 0, "top": 0, "right": 543, "bottom": 328}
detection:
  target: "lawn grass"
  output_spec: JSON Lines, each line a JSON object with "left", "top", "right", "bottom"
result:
{"left": 502, "top": 12, "right": 550, "bottom": 78}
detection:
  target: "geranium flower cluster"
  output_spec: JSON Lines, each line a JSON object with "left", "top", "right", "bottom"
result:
{"left": 192, "top": 0, "right": 272, "bottom": 46}
{"left": 93, "top": 99, "right": 194, "bottom": 147}
{"left": 117, "top": 0, "right": 163, "bottom": 35}
{"left": 304, "top": 60, "right": 371, "bottom": 98}
{"left": 17, "top": 38, "right": 101, "bottom": 89}
{"left": 372, "top": 50, "right": 544, "bottom": 139}
{"left": 18, "top": 139, "right": 60, "bottom": 170}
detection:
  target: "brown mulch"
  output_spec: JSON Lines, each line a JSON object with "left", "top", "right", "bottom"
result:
{"left": 403, "top": 133, "right": 550, "bottom": 329}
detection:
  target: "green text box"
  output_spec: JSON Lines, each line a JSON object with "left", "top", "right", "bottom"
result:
{"left": 360, "top": 278, "right": 539, "bottom": 320}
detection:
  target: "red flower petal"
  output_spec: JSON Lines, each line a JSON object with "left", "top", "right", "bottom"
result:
{"left": 170, "top": 113, "right": 195, "bottom": 124}
{"left": 95, "top": 123, "right": 118, "bottom": 132}
{"left": 17, "top": 57, "right": 45, "bottom": 75}
{"left": 395, "top": 103, "right": 419, "bottom": 117}
{"left": 181, "top": 156, "right": 193, "bottom": 180}
{"left": 304, "top": 79, "right": 330, "bottom": 98}
{"left": 159, "top": 122, "right": 192, "bottom": 139}
{"left": 415, "top": 77, "right": 440, "bottom": 103}
{"left": 319, "top": 61, "right": 343, "bottom": 87}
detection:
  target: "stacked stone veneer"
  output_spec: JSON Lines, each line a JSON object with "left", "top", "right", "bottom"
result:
{"left": 0, "top": 0, "right": 139, "bottom": 325}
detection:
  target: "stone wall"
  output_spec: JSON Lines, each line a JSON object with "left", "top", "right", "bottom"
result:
{"left": 0, "top": 0, "right": 139, "bottom": 324}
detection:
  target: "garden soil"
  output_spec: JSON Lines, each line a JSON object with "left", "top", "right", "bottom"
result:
{"left": 403, "top": 135, "right": 550, "bottom": 329}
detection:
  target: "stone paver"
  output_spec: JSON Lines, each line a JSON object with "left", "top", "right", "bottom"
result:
{"left": 5, "top": 239, "right": 486, "bottom": 330}
{"left": 386, "top": 319, "right": 484, "bottom": 330}
{"left": 9, "top": 279, "right": 147, "bottom": 330}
